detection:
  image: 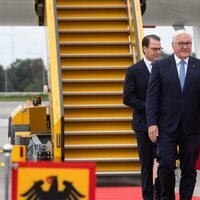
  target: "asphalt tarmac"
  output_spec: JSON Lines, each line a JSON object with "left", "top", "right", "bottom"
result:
{"left": 0, "top": 102, "right": 199, "bottom": 199}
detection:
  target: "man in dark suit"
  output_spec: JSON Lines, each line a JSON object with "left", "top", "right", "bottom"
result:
{"left": 147, "top": 30, "right": 200, "bottom": 200}
{"left": 123, "top": 34, "right": 162, "bottom": 200}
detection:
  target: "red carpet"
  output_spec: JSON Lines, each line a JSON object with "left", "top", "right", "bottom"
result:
{"left": 96, "top": 187, "right": 200, "bottom": 200}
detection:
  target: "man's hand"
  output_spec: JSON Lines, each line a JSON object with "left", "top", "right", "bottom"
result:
{"left": 148, "top": 125, "right": 159, "bottom": 143}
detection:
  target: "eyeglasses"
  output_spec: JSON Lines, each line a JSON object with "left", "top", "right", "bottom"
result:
{"left": 173, "top": 42, "right": 192, "bottom": 47}
{"left": 148, "top": 47, "right": 163, "bottom": 52}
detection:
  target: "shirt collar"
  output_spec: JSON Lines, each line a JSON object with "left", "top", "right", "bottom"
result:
{"left": 143, "top": 56, "right": 152, "bottom": 67}
{"left": 174, "top": 54, "right": 189, "bottom": 65}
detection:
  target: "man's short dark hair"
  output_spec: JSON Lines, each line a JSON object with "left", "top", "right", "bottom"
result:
{"left": 142, "top": 34, "right": 161, "bottom": 48}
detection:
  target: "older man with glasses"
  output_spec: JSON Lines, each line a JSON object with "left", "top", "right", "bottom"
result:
{"left": 147, "top": 30, "right": 200, "bottom": 200}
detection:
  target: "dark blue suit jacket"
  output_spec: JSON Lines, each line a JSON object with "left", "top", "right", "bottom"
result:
{"left": 123, "top": 59, "right": 150, "bottom": 132}
{"left": 147, "top": 55, "right": 200, "bottom": 135}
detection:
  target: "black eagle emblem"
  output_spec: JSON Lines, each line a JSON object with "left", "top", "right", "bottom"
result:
{"left": 21, "top": 176, "right": 85, "bottom": 200}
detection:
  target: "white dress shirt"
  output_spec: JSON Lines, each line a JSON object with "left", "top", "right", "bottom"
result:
{"left": 174, "top": 54, "right": 189, "bottom": 77}
{"left": 143, "top": 56, "right": 153, "bottom": 73}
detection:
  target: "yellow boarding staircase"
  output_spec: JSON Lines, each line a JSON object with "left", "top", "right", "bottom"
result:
{"left": 45, "top": 0, "right": 143, "bottom": 176}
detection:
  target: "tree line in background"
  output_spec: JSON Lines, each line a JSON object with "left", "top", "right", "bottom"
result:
{"left": 0, "top": 58, "right": 47, "bottom": 92}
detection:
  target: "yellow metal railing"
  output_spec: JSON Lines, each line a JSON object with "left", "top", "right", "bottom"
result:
{"left": 45, "top": 0, "right": 64, "bottom": 161}
{"left": 131, "top": 0, "right": 143, "bottom": 60}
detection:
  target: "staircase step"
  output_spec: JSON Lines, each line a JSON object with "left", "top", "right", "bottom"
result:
{"left": 63, "top": 91, "right": 122, "bottom": 95}
{"left": 59, "top": 29, "right": 130, "bottom": 34}
{"left": 64, "top": 158, "right": 139, "bottom": 162}
{"left": 60, "top": 41, "right": 132, "bottom": 45}
{"left": 60, "top": 53, "right": 133, "bottom": 58}
{"left": 62, "top": 79, "right": 124, "bottom": 83}
{"left": 58, "top": 17, "right": 129, "bottom": 21}
{"left": 56, "top": 0, "right": 126, "bottom": 7}
{"left": 65, "top": 144, "right": 137, "bottom": 149}
{"left": 64, "top": 117, "right": 132, "bottom": 122}
{"left": 61, "top": 66, "right": 128, "bottom": 70}
{"left": 57, "top": 5, "right": 128, "bottom": 9}
{"left": 64, "top": 104, "right": 127, "bottom": 109}
{"left": 64, "top": 130, "right": 134, "bottom": 135}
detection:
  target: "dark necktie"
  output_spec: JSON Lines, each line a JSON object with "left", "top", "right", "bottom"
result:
{"left": 149, "top": 63, "right": 152, "bottom": 73}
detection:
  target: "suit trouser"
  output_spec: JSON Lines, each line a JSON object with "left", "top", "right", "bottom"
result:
{"left": 157, "top": 124, "right": 200, "bottom": 200}
{"left": 136, "top": 131, "right": 157, "bottom": 200}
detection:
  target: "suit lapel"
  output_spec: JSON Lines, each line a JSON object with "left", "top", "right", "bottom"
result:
{"left": 183, "top": 57, "right": 196, "bottom": 92}
{"left": 167, "top": 56, "right": 182, "bottom": 92}
{"left": 140, "top": 60, "right": 150, "bottom": 83}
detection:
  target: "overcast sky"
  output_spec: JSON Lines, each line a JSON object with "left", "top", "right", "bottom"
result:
{"left": 0, "top": 26, "right": 194, "bottom": 68}
{"left": 0, "top": 26, "right": 47, "bottom": 68}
